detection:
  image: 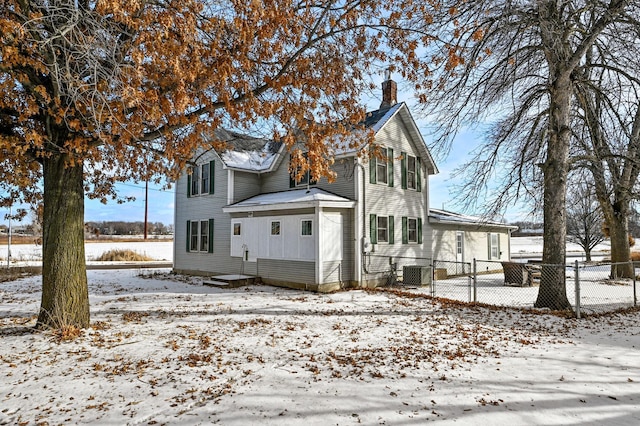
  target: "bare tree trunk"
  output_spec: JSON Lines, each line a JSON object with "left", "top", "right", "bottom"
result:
{"left": 606, "top": 206, "right": 633, "bottom": 278}
{"left": 37, "top": 152, "right": 89, "bottom": 329}
{"left": 535, "top": 72, "right": 572, "bottom": 310}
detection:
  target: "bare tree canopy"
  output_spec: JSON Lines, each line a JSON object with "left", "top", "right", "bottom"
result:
{"left": 418, "top": 0, "right": 637, "bottom": 309}
{"left": 566, "top": 181, "right": 605, "bottom": 262}
{"left": 1, "top": 0, "right": 440, "bottom": 328}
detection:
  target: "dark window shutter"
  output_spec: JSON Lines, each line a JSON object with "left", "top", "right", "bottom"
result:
{"left": 370, "top": 214, "right": 377, "bottom": 244}
{"left": 416, "top": 157, "right": 422, "bottom": 192}
{"left": 369, "top": 149, "right": 377, "bottom": 184}
{"left": 418, "top": 217, "right": 423, "bottom": 244}
{"left": 209, "top": 161, "right": 215, "bottom": 194}
{"left": 401, "top": 152, "right": 407, "bottom": 189}
{"left": 186, "top": 221, "right": 191, "bottom": 252}
{"left": 187, "top": 173, "right": 192, "bottom": 198}
{"left": 387, "top": 148, "right": 394, "bottom": 187}
{"left": 402, "top": 217, "right": 408, "bottom": 244}
{"left": 388, "top": 215, "right": 394, "bottom": 244}
{"left": 208, "top": 218, "right": 214, "bottom": 253}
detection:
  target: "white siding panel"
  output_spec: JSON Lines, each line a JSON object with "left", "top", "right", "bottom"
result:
{"left": 322, "top": 213, "right": 343, "bottom": 261}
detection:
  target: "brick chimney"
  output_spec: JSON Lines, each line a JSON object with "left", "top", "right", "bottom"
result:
{"left": 380, "top": 68, "right": 397, "bottom": 109}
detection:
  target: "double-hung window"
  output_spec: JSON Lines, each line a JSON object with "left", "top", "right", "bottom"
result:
{"left": 190, "top": 166, "right": 201, "bottom": 196}
{"left": 188, "top": 161, "right": 215, "bottom": 197}
{"left": 376, "top": 156, "right": 388, "bottom": 185}
{"left": 377, "top": 216, "right": 389, "bottom": 243}
{"left": 369, "top": 147, "right": 394, "bottom": 186}
{"left": 407, "top": 156, "right": 416, "bottom": 190}
{"left": 401, "top": 152, "right": 421, "bottom": 191}
{"left": 200, "top": 164, "right": 210, "bottom": 194}
{"left": 407, "top": 218, "right": 418, "bottom": 242}
{"left": 369, "top": 214, "right": 394, "bottom": 244}
{"left": 187, "top": 219, "right": 214, "bottom": 253}
{"left": 401, "top": 216, "right": 422, "bottom": 244}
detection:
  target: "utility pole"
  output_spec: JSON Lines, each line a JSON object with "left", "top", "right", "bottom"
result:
{"left": 6, "top": 205, "right": 11, "bottom": 269}
{"left": 144, "top": 180, "right": 149, "bottom": 240}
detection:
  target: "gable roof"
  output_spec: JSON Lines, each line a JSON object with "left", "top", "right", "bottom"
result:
{"left": 201, "top": 102, "right": 437, "bottom": 175}
{"left": 333, "top": 103, "right": 438, "bottom": 175}
{"left": 203, "top": 128, "right": 283, "bottom": 172}
{"left": 222, "top": 188, "right": 355, "bottom": 213}
{"left": 429, "top": 208, "right": 517, "bottom": 230}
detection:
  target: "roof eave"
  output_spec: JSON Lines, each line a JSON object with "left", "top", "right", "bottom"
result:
{"left": 223, "top": 200, "right": 356, "bottom": 213}
{"left": 429, "top": 217, "right": 517, "bottom": 230}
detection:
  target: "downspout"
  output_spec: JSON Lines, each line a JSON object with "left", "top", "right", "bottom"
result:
{"left": 356, "top": 162, "right": 370, "bottom": 277}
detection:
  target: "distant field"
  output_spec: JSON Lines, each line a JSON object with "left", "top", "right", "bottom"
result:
{"left": 0, "top": 234, "right": 173, "bottom": 245}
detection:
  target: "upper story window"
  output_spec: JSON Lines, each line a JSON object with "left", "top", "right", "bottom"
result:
{"left": 376, "top": 156, "right": 388, "bottom": 185}
{"left": 188, "top": 161, "right": 215, "bottom": 197}
{"left": 401, "top": 152, "right": 421, "bottom": 192}
{"left": 190, "top": 166, "right": 201, "bottom": 196}
{"left": 201, "top": 163, "right": 210, "bottom": 194}
{"left": 369, "top": 147, "right": 394, "bottom": 187}
{"left": 407, "top": 156, "right": 416, "bottom": 190}
{"left": 289, "top": 153, "right": 316, "bottom": 188}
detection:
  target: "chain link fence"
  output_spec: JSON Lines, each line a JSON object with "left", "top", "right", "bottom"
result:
{"left": 384, "top": 256, "right": 638, "bottom": 317}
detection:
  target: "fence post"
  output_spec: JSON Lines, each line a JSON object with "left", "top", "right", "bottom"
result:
{"left": 431, "top": 259, "right": 436, "bottom": 297}
{"left": 473, "top": 259, "right": 477, "bottom": 303}
{"left": 574, "top": 260, "right": 581, "bottom": 319}
{"left": 632, "top": 261, "right": 637, "bottom": 307}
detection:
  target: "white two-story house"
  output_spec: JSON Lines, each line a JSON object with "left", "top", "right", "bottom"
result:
{"left": 173, "top": 77, "right": 511, "bottom": 291}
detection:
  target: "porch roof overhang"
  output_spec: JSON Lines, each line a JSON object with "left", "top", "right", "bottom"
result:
{"left": 222, "top": 188, "right": 356, "bottom": 213}
{"left": 428, "top": 208, "right": 517, "bottom": 231}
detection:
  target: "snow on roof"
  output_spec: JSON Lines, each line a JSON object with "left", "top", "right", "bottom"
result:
{"left": 203, "top": 128, "right": 282, "bottom": 172}
{"left": 223, "top": 188, "right": 355, "bottom": 212}
{"left": 219, "top": 146, "right": 280, "bottom": 172}
{"left": 429, "top": 208, "right": 516, "bottom": 229}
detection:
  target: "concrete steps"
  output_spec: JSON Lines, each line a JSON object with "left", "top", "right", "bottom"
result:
{"left": 203, "top": 274, "right": 257, "bottom": 288}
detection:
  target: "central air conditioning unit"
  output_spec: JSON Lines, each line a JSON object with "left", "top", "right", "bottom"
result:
{"left": 403, "top": 266, "right": 432, "bottom": 286}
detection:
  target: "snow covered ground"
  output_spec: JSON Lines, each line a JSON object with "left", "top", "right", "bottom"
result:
{"left": 1, "top": 270, "right": 639, "bottom": 425}
{"left": 511, "top": 236, "right": 611, "bottom": 261}
{"left": 0, "top": 241, "right": 173, "bottom": 264}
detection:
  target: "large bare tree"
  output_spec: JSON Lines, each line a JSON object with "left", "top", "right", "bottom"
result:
{"left": 419, "top": 0, "right": 634, "bottom": 310}
{"left": 0, "top": 0, "right": 438, "bottom": 329}
{"left": 571, "top": 29, "right": 640, "bottom": 277}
